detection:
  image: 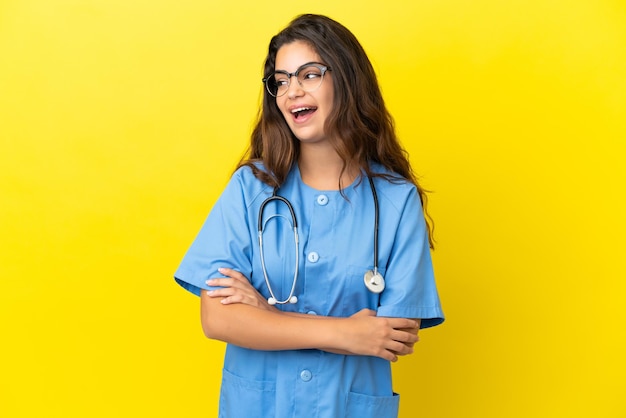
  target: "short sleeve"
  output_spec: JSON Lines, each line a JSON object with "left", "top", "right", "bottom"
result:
{"left": 376, "top": 185, "right": 444, "bottom": 329}
{"left": 174, "top": 169, "right": 258, "bottom": 296}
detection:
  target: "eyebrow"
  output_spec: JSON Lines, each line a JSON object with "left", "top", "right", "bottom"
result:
{"left": 273, "top": 61, "right": 325, "bottom": 73}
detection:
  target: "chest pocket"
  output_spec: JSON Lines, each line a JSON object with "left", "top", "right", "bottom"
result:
{"left": 341, "top": 265, "right": 386, "bottom": 316}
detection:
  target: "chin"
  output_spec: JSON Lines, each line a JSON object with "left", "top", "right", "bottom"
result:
{"left": 296, "top": 135, "right": 326, "bottom": 144}
{"left": 291, "top": 128, "right": 326, "bottom": 143}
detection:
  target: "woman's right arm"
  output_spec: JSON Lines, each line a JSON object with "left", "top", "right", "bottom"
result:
{"left": 200, "top": 290, "right": 417, "bottom": 362}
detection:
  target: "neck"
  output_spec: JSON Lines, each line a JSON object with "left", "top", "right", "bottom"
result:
{"left": 298, "top": 143, "right": 359, "bottom": 190}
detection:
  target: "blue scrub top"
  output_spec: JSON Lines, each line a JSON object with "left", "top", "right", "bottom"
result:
{"left": 175, "top": 163, "right": 444, "bottom": 418}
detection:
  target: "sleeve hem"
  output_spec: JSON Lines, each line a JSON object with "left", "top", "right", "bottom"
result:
{"left": 376, "top": 306, "right": 445, "bottom": 329}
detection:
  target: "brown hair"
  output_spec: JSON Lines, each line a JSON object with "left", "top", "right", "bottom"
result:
{"left": 238, "top": 14, "right": 434, "bottom": 247}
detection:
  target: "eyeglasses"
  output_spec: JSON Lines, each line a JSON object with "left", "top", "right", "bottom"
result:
{"left": 263, "top": 62, "right": 331, "bottom": 97}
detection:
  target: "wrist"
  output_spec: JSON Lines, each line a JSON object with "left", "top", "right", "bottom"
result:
{"left": 322, "top": 316, "right": 351, "bottom": 353}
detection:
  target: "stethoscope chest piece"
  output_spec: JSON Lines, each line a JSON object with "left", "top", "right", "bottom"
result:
{"left": 364, "top": 269, "right": 385, "bottom": 294}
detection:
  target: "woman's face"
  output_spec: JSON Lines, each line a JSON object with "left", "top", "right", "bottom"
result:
{"left": 273, "top": 40, "right": 334, "bottom": 145}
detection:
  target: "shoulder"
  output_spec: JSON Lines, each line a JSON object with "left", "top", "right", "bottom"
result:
{"left": 369, "top": 163, "right": 421, "bottom": 211}
{"left": 232, "top": 163, "right": 262, "bottom": 184}
{"left": 224, "top": 164, "right": 272, "bottom": 208}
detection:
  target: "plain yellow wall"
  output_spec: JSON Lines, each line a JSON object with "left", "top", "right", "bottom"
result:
{"left": 1, "top": 0, "right": 625, "bottom": 417}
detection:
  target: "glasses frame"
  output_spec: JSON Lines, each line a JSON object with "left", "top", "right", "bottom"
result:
{"left": 262, "top": 62, "right": 331, "bottom": 97}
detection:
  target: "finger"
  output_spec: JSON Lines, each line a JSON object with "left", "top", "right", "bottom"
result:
{"left": 387, "top": 340, "right": 414, "bottom": 356}
{"left": 393, "top": 340, "right": 417, "bottom": 352}
{"left": 218, "top": 268, "right": 248, "bottom": 283}
{"left": 370, "top": 346, "right": 398, "bottom": 362}
{"left": 390, "top": 329, "right": 419, "bottom": 345}
{"left": 219, "top": 294, "right": 250, "bottom": 305}
{"left": 205, "top": 288, "right": 236, "bottom": 298}
{"left": 206, "top": 278, "right": 232, "bottom": 288}
{"left": 384, "top": 350, "right": 399, "bottom": 362}
{"left": 206, "top": 277, "right": 249, "bottom": 290}
{"left": 386, "top": 318, "right": 419, "bottom": 330}
{"left": 397, "top": 327, "right": 420, "bottom": 335}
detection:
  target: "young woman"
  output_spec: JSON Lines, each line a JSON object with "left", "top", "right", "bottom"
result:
{"left": 175, "top": 14, "right": 444, "bottom": 418}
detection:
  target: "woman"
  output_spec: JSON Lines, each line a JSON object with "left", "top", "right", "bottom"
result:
{"left": 175, "top": 14, "right": 444, "bottom": 418}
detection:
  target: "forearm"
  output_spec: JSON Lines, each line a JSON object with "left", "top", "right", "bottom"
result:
{"left": 201, "top": 291, "right": 346, "bottom": 352}
{"left": 201, "top": 290, "right": 419, "bottom": 362}
{"left": 280, "top": 313, "right": 421, "bottom": 355}
{"left": 276, "top": 311, "right": 355, "bottom": 354}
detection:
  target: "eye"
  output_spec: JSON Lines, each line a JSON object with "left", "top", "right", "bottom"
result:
{"left": 274, "top": 74, "right": 289, "bottom": 86}
{"left": 302, "top": 69, "right": 322, "bottom": 80}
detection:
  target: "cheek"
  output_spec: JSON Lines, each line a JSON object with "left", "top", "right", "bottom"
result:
{"left": 276, "top": 98, "right": 290, "bottom": 117}
{"left": 322, "top": 87, "right": 335, "bottom": 114}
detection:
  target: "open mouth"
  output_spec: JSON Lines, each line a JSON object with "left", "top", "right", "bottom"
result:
{"left": 291, "top": 106, "right": 317, "bottom": 120}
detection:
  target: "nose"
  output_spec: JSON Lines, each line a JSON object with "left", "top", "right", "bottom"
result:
{"left": 286, "top": 75, "right": 304, "bottom": 99}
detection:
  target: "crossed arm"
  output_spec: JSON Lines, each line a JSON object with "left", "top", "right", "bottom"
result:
{"left": 200, "top": 268, "right": 420, "bottom": 362}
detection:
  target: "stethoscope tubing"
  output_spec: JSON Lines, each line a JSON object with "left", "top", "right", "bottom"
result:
{"left": 258, "top": 194, "right": 298, "bottom": 231}
{"left": 367, "top": 175, "right": 380, "bottom": 276}
{"left": 258, "top": 192, "right": 300, "bottom": 305}
{"left": 257, "top": 175, "right": 380, "bottom": 304}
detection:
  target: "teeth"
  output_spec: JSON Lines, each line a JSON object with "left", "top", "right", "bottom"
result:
{"left": 291, "top": 107, "right": 311, "bottom": 113}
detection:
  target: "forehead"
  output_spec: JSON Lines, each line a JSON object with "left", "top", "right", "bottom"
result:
{"left": 275, "top": 41, "right": 322, "bottom": 72}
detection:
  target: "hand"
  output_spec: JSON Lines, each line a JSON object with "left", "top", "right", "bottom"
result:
{"left": 205, "top": 268, "right": 274, "bottom": 311}
{"left": 393, "top": 319, "right": 420, "bottom": 351}
{"left": 341, "top": 309, "right": 420, "bottom": 362}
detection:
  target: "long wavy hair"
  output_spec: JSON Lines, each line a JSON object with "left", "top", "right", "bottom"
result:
{"left": 238, "top": 14, "right": 434, "bottom": 247}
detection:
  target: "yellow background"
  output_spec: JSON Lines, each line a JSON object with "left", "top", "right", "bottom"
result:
{"left": 1, "top": 0, "right": 625, "bottom": 417}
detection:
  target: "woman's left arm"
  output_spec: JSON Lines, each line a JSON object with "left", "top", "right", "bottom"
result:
{"left": 206, "top": 268, "right": 421, "bottom": 355}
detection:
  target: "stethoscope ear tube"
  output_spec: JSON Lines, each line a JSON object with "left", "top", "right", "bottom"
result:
{"left": 258, "top": 190, "right": 298, "bottom": 233}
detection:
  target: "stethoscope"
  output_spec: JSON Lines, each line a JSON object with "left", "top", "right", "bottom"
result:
{"left": 257, "top": 176, "right": 385, "bottom": 305}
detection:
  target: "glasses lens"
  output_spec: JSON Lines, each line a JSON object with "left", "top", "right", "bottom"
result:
{"left": 265, "top": 72, "right": 289, "bottom": 97}
{"left": 297, "top": 65, "right": 324, "bottom": 92}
